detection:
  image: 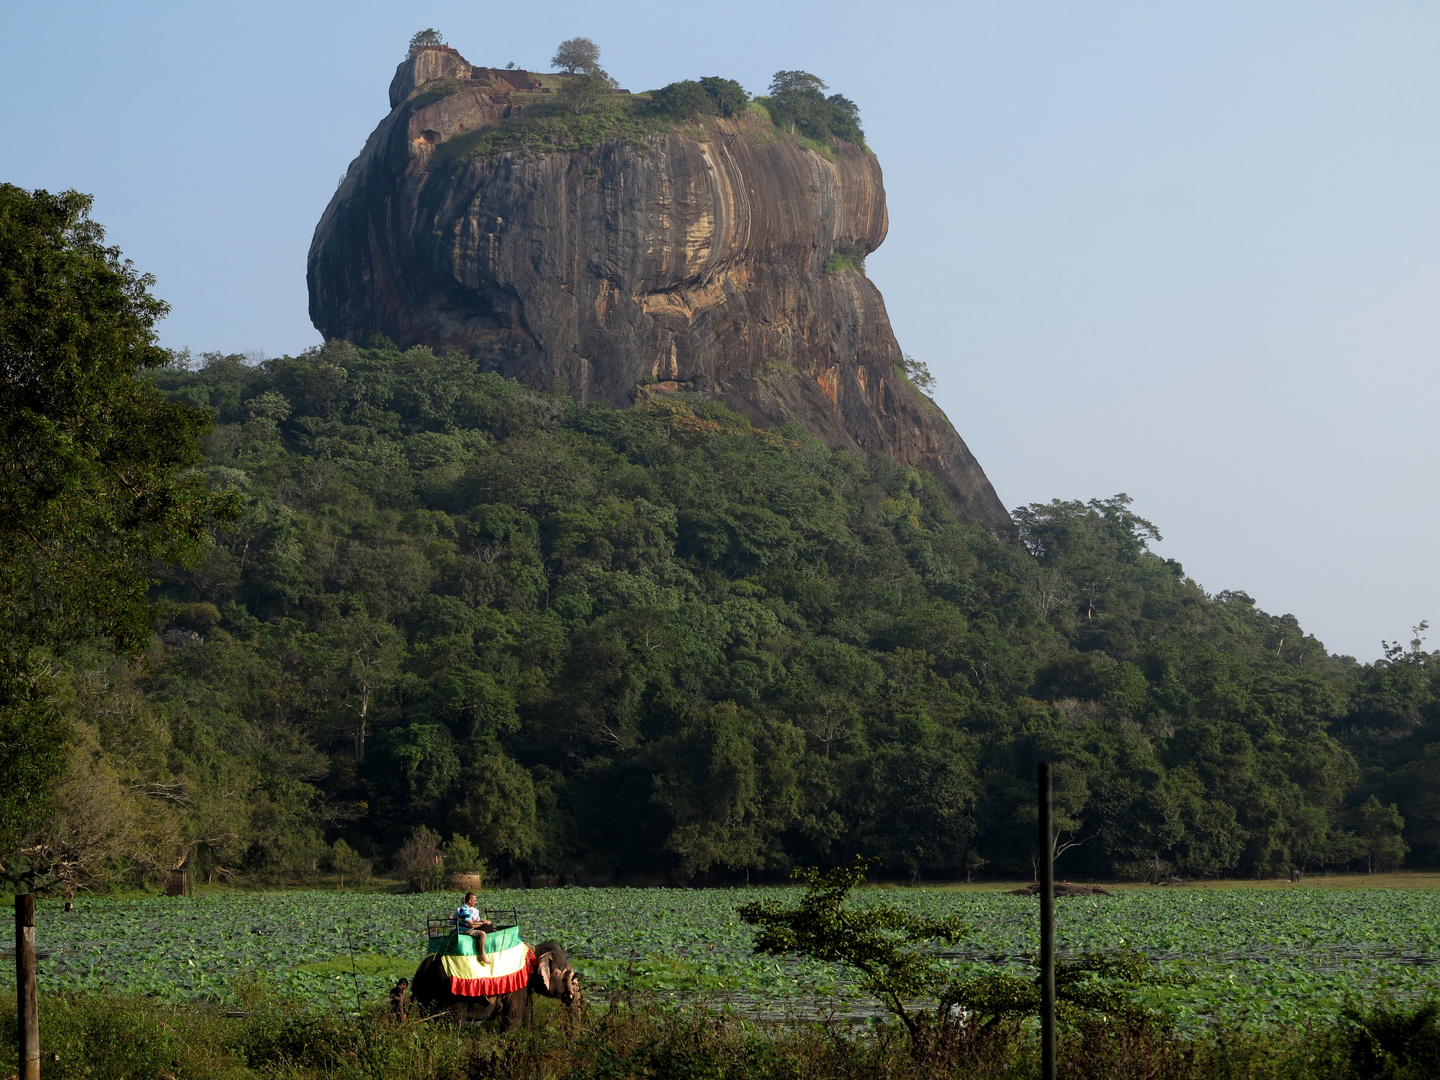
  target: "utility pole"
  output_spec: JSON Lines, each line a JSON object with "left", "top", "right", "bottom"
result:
{"left": 1038, "top": 762, "right": 1056, "bottom": 1080}
{"left": 15, "top": 893, "right": 39, "bottom": 1080}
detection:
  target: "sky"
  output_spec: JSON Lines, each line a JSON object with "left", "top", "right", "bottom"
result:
{"left": 4, "top": 1, "right": 1437, "bottom": 661}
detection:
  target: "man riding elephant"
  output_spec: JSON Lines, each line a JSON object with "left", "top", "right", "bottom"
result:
{"left": 453, "top": 892, "right": 494, "bottom": 958}
{"left": 414, "top": 894, "right": 580, "bottom": 1027}
{"left": 454, "top": 892, "right": 491, "bottom": 934}
{"left": 410, "top": 936, "right": 582, "bottom": 1027}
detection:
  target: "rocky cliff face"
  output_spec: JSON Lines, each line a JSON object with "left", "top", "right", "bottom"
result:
{"left": 309, "top": 47, "right": 1008, "bottom": 525}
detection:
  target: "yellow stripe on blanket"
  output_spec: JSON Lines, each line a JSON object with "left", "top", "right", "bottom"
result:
{"left": 440, "top": 940, "right": 531, "bottom": 983}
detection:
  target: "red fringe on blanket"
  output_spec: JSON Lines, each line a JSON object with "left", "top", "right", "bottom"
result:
{"left": 447, "top": 948, "right": 536, "bottom": 998}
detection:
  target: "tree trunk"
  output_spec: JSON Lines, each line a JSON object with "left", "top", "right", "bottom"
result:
{"left": 15, "top": 893, "right": 39, "bottom": 1080}
{"left": 354, "top": 689, "right": 369, "bottom": 762}
{"left": 1038, "top": 764, "right": 1056, "bottom": 1080}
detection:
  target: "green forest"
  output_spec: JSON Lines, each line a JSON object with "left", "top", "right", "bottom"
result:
{"left": 14, "top": 334, "right": 1427, "bottom": 888}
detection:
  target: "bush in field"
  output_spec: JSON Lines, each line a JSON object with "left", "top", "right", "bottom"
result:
{"left": 443, "top": 833, "right": 486, "bottom": 879}
{"left": 395, "top": 825, "right": 445, "bottom": 892}
{"left": 1342, "top": 999, "right": 1440, "bottom": 1079}
{"left": 1353, "top": 796, "right": 1409, "bottom": 873}
{"left": 739, "top": 858, "right": 968, "bottom": 1041}
{"left": 328, "top": 838, "right": 372, "bottom": 886}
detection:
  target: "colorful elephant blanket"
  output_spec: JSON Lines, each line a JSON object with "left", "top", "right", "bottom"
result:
{"left": 427, "top": 926, "right": 535, "bottom": 997}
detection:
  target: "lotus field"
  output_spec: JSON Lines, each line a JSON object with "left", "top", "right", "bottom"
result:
{"left": 3, "top": 887, "right": 1437, "bottom": 1032}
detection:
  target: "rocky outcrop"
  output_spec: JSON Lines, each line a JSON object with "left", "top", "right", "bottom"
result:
{"left": 309, "top": 47, "right": 1008, "bottom": 525}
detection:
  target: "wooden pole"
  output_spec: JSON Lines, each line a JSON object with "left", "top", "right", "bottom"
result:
{"left": 15, "top": 893, "right": 39, "bottom": 1080}
{"left": 1038, "top": 763, "right": 1056, "bottom": 1080}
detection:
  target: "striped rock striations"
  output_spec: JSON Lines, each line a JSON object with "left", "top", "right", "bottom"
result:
{"left": 308, "top": 46, "right": 1007, "bottom": 525}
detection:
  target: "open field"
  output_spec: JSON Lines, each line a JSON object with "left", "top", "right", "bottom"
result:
{"left": 919, "top": 871, "right": 1440, "bottom": 892}
{"left": 2, "top": 884, "right": 1436, "bottom": 1033}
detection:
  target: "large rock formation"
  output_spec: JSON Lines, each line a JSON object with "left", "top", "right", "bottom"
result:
{"left": 309, "top": 47, "right": 1008, "bottom": 525}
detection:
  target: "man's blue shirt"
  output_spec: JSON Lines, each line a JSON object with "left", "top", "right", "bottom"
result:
{"left": 454, "top": 903, "right": 479, "bottom": 930}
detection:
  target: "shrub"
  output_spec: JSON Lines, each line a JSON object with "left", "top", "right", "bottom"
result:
{"left": 762, "top": 70, "right": 866, "bottom": 146}
{"left": 651, "top": 77, "right": 752, "bottom": 121}
{"left": 1343, "top": 998, "right": 1440, "bottom": 1080}
{"left": 328, "top": 838, "right": 372, "bottom": 886}
{"left": 443, "top": 833, "right": 485, "bottom": 877}
{"left": 651, "top": 80, "right": 714, "bottom": 120}
{"left": 823, "top": 241, "right": 867, "bottom": 275}
{"left": 699, "top": 76, "right": 750, "bottom": 117}
{"left": 559, "top": 70, "right": 619, "bottom": 115}
{"left": 739, "top": 857, "right": 969, "bottom": 1041}
{"left": 395, "top": 825, "right": 445, "bottom": 892}
{"left": 0, "top": 986, "right": 1370, "bottom": 1080}
{"left": 439, "top": 95, "right": 674, "bottom": 160}
{"left": 897, "top": 354, "right": 936, "bottom": 393}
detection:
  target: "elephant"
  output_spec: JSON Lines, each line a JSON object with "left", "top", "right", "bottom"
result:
{"left": 410, "top": 939, "right": 582, "bottom": 1027}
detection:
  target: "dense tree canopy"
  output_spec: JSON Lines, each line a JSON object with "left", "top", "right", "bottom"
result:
{"left": 408, "top": 29, "right": 445, "bottom": 57}
{"left": 651, "top": 77, "right": 751, "bottom": 121}
{"left": 0, "top": 185, "right": 224, "bottom": 873}
{"left": 762, "top": 71, "right": 865, "bottom": 146}
{"left": 15, "top": 336, "right": 1410, "bottom": 888}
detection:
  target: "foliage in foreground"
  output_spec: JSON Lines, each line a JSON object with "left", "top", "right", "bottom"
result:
{"left": 741, "top": 858, "right": 968, "bottom": 1036}
{"left": 944, "top": 948, "right": 1187, "bottom": 1031}
{"left": 0, "top": 988, "right": 1435, "bottom": 1080}
{"left": 740, "top": 859, "right": 1181, "bottom": 1041}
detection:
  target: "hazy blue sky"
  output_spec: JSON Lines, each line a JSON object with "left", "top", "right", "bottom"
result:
{"left": 4, "top": 1, "right": 1437, "bottom": 660}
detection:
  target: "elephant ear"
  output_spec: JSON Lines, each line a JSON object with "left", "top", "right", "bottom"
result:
{"left": 535, "top": 951, "right": 558, "bottom": 995}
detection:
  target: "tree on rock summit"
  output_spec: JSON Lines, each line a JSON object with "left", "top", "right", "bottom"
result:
{"left": 408, "top": 29, "right": 445, "bottom": 56}
{"left": 552, "top": 36, "right": 601, "bottom": 74}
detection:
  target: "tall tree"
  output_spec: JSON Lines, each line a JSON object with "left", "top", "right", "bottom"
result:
{"left": 408, "top": 29, "right": 445, "bottom": 56}
{"left": 0, "top": 185, "right": 226, "bottom": 872}
{"left": 551, "top": 37, "right": 601, "bottom": 74}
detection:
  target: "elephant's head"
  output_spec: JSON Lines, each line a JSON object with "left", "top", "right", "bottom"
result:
{"left": 533, "top": 941, "right": 583, "bottom": 1007}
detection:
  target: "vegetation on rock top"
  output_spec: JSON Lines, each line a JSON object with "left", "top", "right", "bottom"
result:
{"left": 411, "top": 60, "right": 860, "bottom": 161}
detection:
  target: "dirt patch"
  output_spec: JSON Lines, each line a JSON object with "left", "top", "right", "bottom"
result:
{"left": 1007, "top": 881, "right": 1113, "bottom": 897}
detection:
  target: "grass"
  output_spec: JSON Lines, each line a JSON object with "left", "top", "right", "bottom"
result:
{"left": 0, "top": 987, "right": 1435, "bottom": 1079}
{"left": 914, "top": 870, "right": 1440, "bottom": 892}
{"left": 414, "top": 89, "right": 854, "bottom": 164}
{"left": 407, "top": 78, "right": 469, "bottom": 110}
{"left": 433, "top": 95, "right": 678, "bottom": 162}
{"left": 11, "top": 883, "right": 1437, "bottom": 1031}
{"left": 790, "top": 130, "right": 839, "bottom": 161}
{"left": 292, "top": 953, "right": 416, "bottom": 980}
{"left": 823, "top": 242, "right": 867, "bottom": 275}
